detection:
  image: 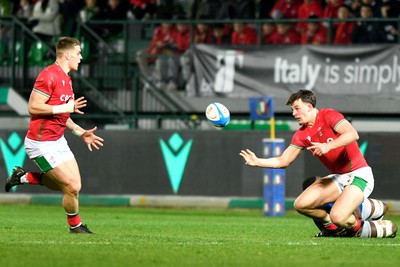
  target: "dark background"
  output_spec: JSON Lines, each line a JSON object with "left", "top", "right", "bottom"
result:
{"left": 0, "top": 130, "right": 398, "bottom": 199}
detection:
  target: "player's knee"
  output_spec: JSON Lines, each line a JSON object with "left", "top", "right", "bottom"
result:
{"left": 63, "top": 179, "right": 81, "bottom": 196}
{"left": 329, "top": 212, "right": 347, "bottom": 227}
{"left": 293, "top": 198, "right": 307, "bottom": 213}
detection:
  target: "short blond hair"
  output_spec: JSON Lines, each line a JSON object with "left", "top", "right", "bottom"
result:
{"left": 56, "top": 37, "right": 80, "bottom": 58}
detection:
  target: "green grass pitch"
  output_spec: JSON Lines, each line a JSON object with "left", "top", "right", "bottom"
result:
{"left": 0, "top": 205, "right": 399, "bottom": 267}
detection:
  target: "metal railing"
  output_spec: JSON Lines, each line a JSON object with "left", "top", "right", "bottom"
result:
{"left": 2, "top": 15, "right": 400, "bottom": 129}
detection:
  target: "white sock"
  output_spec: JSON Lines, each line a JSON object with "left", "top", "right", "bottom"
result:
{"left": 369, "top": 199, "right": 386, "bottom": 220}
{"left": 19, "top": 174, "right": 28, "bottom": 184}
{"left": 361, "top": 199, "right": 385, "bottom": 221}
{"left": 359, "top": 220, "right": 397, "bottom": 238}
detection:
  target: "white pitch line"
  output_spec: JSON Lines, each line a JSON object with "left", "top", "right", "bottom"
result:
{"left": 3, "top": 240, "right": 134, "bottom": 245}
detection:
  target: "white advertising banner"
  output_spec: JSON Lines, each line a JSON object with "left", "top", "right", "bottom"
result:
{"left": 192, "top": 44, "right": 400, "bottom": 99}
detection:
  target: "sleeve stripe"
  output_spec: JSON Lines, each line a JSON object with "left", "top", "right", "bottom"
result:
{"left": 334, "top": 119, "right": 347, "bottom": 131}
{"left": 32, "top": 88, "right": 51, "bottom": 98}
{"left": 289, "top": 144, "right": 305, "bottom": 150}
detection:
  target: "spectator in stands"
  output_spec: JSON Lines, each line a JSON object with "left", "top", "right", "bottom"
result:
{"left": 93, "top": 0, "right": 127, "bottom": 39}
{"left": 259, "top": 0, "right": 278, "bottom": 19}
{"left": 156, "top": 0, "right": 185, "bottom": 20}
{"left": 333, "top": 4, "right": 355, "bottom": 44}
{"left": 188, "top": 0, "right": 224, "bottom": 19}
{"left": 30, "top": 0, "right": 61, "bottom": 48}
{"left": 136, "top": 18, "right": 176, "bottom": 78}
{"left": 323, "top": 0, "right": 343, "bottom": 18}
{"left": 272, "top": 21, "right": 301, "bottom": 44}
{"left": 333, "top": 5, "right": 355, "bottom": 44}
{"left": 59, "top": 0, "right": 85, "bottom": 36}
{"left": 129, "top": 0, "right": 157, "bottom": 20}
{"left": 194, "top": 19, "right": 213, "bottom": 44}
{"left": 361, "top": 0, "right": 382, "bottom": 16}
{"left": 322, "top": 0, "right": 343, "bottom": 40}
{"left": 350, "top": 0, "right": 362, "bottom": 16}
{"left": 351, "top": 4, "right": 386, "bottom": 43}
{"left": 301, "top": 15, "right": 328, "bottom": 44}
{"left": 380, "top": 2, "right": 398, "bottom": 43}
{"left": 156, "top": 18, "right": 191, "bottom": 91}
{"left": 297, "top": 0, "right": 323, "bottom": 34}
{"left": 351, "top": 0, "right": 382, "bottom": 17}
{"left": 210, "top": 23, "right": 231, "bottom": 45}
{"left": 383, "top": 0, "right": 400, "bottom": 16}
{"left": 217, "top": 0, "right": 255, "bottom": 19}
{"left": 15, "top": 0, "right": 33, "bottom": 21}
{"left": 231, "top": 22, "right": 258, "bottom": 45}
{"left": 173, "top": 19, "right": 191, "bottom": 54}
{"left": 79, "top": 0, "right": 101, "bottom": 23}
{"left": 262, "top": 21, "right": 277, "bottom": 44}
{"left": 270, "top": 0, "right": 302, "bottom": 19}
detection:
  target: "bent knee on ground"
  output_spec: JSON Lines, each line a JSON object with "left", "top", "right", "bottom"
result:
{"left": 329, "top": 212, "right": 351, "bottom": 227}
{"left": 293, "top": 198, "right": 310, "bottom": 213}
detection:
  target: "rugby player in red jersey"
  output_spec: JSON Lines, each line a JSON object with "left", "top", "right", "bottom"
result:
{"left": 5, "top": 37, "right": 104, "bottom": 234}
{"left": 240, "top": 89, "right": 397, "bottom": 238}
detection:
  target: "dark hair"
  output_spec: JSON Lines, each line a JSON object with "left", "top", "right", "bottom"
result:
{"left": 360, "top": 4, "right": 372, "bottom": 10}
{"left": 339, "top": 4, "right": 351, "bottom": 10}
{"left": 286, "top": 89, "right": 317, "bottom": 107}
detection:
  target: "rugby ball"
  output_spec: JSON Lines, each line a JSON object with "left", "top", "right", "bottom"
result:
{"left": 205, "top": 102, "right": 230, "bottom": 127}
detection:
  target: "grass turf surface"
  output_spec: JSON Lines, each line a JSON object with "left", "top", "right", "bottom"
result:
{"left": 0, "top": 205, "right": 399, "bottom": 267}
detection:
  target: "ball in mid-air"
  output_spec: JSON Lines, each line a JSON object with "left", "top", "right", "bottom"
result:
{"left": 205, "top": 102, "right": 230, "bottom": 127}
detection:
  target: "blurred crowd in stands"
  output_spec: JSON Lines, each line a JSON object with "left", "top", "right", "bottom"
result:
{"left": 2, "top": 1, "right": 400, "bottom": 45}
{"left": 2, "top": 0, "right": 400, "bottom": 91}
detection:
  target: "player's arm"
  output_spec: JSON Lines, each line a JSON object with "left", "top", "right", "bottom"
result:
{"left": 67, "top": 118, "right": 104, "bottom": 151}
{"left": 28, "top": 90, "right": 87, "bottom": 115}
{"left": 28, "top": 90, "right": 53, "bottom": 115}
{"left": 239, "top": 145, "right": 302, "bottom": 168}
{"left": 66, "top": 117, "right": 85, "bottom": 136}
{"left": 307, "top": 120, "right": 359, "bottom": 156}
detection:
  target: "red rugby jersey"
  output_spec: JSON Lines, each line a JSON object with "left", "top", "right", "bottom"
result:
{"left": 290, "top": 108, "right": 368, "bottom": 174}
{"left": 27, "top": 63, "right": 74, "bottom": 141}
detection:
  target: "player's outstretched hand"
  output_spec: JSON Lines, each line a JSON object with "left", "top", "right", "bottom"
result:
{"left": 74, "top": 96, "right": 87, "bottom": 114}
{"left": 239, "top": 149, "right": 258, "bottom": 167}
{"left": 81, "top": 126, "right": 104, "bottom": 151}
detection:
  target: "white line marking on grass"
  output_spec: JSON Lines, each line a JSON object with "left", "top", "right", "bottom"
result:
{"left": 176, "top": 241, "right": 223, "bottom": 245}
{"left": 5, "top": 240, "right": 134, "bottom": 245}
{"left": 358, "top": 243, "right": 400, "bottom": 247}
{"left": 282, "top": 241, "right": 400, "bottom": 247}
{"left": 287, "top": 241, "right": 319, "bottom": 246}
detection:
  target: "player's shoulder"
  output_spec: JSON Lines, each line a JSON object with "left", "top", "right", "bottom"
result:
{"left": 37, "top": 64, "right": 57, "bottom": 77}
{"left": 319, "top": 108, "right": 339, "bottom": 114}
{"left": 319, "top": 108, "right": 345, "bottom": 125}
{"left": 39, "top": 63, "right": 66, "bottom": 80}
{"left": 319, "top": 108, "right": 343, "bottom": 118}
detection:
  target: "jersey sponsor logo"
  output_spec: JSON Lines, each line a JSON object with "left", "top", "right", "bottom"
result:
{"left": 60, "top": 94, "right": 74, "bottom": 102}
{"left": 159, "top": 133, "right": 193, "bottom": 194}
